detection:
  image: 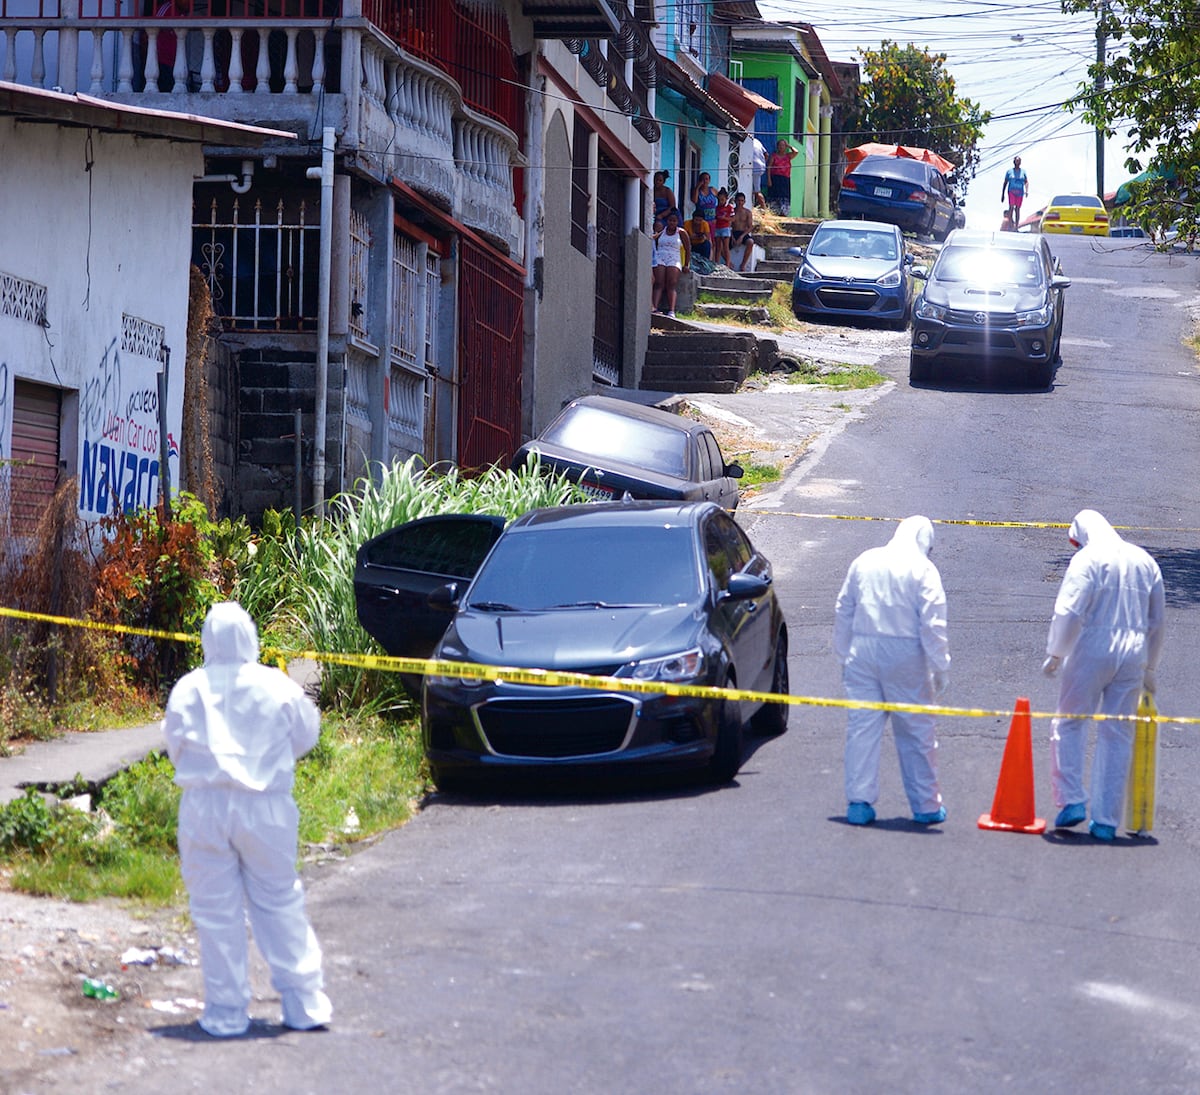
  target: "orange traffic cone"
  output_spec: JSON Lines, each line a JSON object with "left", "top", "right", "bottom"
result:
{"left": 978, "top": 697, "right": 1047, "bottom": 834}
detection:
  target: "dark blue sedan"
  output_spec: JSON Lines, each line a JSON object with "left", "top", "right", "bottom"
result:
{"left": 837, "top": 155, "right": 956, "bottom": 240}
{"left": 353, "top": 502, "right": 790, "bottom": 791}
{"left": 791, "top": 219, "right": 914, "bottom": 329}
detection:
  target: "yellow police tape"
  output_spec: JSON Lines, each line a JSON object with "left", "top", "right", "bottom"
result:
{"left": 741, "top": 510, "right": 1200, "bottom": 534}
{"left": 3, "top": 603, "right": 1196, "bottom": 727}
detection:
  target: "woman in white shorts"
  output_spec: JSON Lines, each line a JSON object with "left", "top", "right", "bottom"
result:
{"left": 651, "top": 211, "right": 690, "bottom": 319}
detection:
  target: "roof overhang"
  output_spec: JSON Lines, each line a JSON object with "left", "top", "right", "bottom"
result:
{"left": 0, "top": 81, "right": 296, "bottom": 146}
{"left": 520, "top": 0, "right": 620, "bottom": 38}
{"left": 706, "top": 71, "right": 779, "bottom": 128}
{"left": 660, "top": 57, "right": 747, "bottom": 139}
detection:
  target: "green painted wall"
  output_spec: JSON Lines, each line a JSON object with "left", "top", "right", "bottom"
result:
{"left": 734, "top": 51, "right": 810, "bottom": 215}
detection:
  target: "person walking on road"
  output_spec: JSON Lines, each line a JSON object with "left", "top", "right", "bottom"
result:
{"left": 834, "top": 516, "right": 950, "bottom": 826}
{"left": 163, "top": 601, "right": 333, "bottom": 1037}
{"left": 1042, "top": 510, "right": 1165, "bottom": 841}
{"left": 1002, "top": 155, "right": 1028, "bottom": 229}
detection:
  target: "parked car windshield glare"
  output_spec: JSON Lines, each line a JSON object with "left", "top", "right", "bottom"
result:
{"left": 540, "top": 405, "right": 690, "bottom": 478}
{"left": 466, "top": 526, "right": 701, "bottom": 611}
{"left": 934, "top": 246, "right": 1044, "bottom": 287}
{"left": 809, "top": 228, "right": 897, "bottom": 260}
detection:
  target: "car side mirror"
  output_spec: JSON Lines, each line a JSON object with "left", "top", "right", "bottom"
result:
{"left": 912, "top": 265, "right": 929, "bottom": 279}
{"left": 1051, "top": 275, "right": 1072, "bottom": 289}
{"left": 786, "top": 246, "right": 805, "bottom": 257}
{"left": 724, "top": 462, "right": 744, "bottom": 479}
{"left": 428, "top": 582, "right": 460, "bottom": 611}
{"left": 903, "top": 254, "right": 914, "bottom": 266}
{"left": 722, "top": 571, "right": 772, "bottom": 601}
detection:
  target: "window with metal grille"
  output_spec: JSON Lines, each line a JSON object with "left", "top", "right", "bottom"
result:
{"left": 388, "top": 232, "right": 437, "bottom": 449}
{"left": 571, "top": 114, "right": 591, "bottom": 255}
{"left": 349, "top": 206, "right": 371, "bottom": 343}
{"left": 193, "top": 187, "right": 320, "bottom": 332}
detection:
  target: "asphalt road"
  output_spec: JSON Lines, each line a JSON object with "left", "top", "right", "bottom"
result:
{"left": 65, "top": 238, "right": 1200, "bottom": 1094}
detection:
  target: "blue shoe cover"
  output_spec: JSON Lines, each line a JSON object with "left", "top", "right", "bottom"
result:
{"left": 913, "top": 806, "right": 947, "bottom": 825}
{"left": 847, "top": 801, "right": 876, "bottom": 826}
{"left": 1089, "top": 821, "right": 1116, "bottom": 842}
{"left": 1055, "top": 803, "right": 1087, "bottom": 828}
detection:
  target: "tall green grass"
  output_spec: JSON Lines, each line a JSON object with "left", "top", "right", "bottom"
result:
{"left": 234, "top": 458, "right": 587, "bottom": 711}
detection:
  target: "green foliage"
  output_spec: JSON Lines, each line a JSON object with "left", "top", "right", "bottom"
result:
{"left": 0, "top": 790, "right": 57, "bottom": 854}
{"left": 246, "top": 457, "right": 587, "bottom": 711}
{"left": 1062, "top": 0, "right": 1200, "bottom": 246}
{"left": 848, "top": 40, "right": 991, "bottom": 192}
{"left": 98, "top": 752, "right": 180, "bottom": 852}
{"left": 738, "top": 463, "right": 783, "bottom": 489}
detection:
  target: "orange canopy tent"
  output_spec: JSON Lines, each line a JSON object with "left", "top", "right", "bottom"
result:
{"left": 845, "top": 143, "right": 956, "bottom": 176}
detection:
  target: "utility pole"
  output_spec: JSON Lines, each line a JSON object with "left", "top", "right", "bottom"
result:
{"left": 1095, "top": 1, "right": 1108, "bottom": 198}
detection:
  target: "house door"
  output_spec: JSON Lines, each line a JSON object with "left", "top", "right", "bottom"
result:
{"left": 592, "top": 151, "right": 625, "bottom": 386}
{"left": 9, "top": 379, "right": 62, "bottom": 537}
{"left": 743, "top": 77, "right": 779, "bottom": 147}
{"left": 457, "top": 237, "right": 523, "bottom": 471}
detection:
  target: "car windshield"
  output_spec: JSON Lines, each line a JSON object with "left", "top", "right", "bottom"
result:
{"left": 809, "top": 228, "right": 897, "bottom": 260}
{"left": 466, "top": 525, "right": 701, "bottom": 611}
{"left": 853, "top": 156, "right": 930, "bottom": 183}
{"left": 933, "top": 246, "right": 1044, "bottom": 287}
{"left": 541, "top": 405, "right": 689, "bottom": 478}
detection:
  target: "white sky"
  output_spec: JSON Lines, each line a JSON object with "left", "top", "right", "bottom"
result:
{"left": 755, "top": 0, "right": 1137, "bottom": 228}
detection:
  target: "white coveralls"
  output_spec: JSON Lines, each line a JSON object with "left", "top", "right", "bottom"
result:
{"left": 834, "top": 516, "right": 950, "bottom": 815}
{"left": 163, "top": 602, "right": 331, "bottom": 1037}
{"left": 1046, "top": 510, "right": 1165, "bottom": 828}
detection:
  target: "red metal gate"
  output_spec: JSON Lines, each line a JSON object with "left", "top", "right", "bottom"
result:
{"left": 457, "top": 238, "right": 524, "bottom": 472}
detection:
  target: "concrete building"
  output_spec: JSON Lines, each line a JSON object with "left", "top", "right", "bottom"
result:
{"left": 0, "top": 81, "right": 285, "bottom": 539}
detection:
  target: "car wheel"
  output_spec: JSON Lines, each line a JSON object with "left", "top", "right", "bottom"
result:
{"left": 1032, "top": 361, "right": 1053, "bottom": 389}
{"left": 709, "top": 692, "right": 744, "bottom": 784}
{"left": 909, "top": 353, "right": 933, "bottom": 384}
{"left": 750, "top": 633, "right": 789, "bottom": 737}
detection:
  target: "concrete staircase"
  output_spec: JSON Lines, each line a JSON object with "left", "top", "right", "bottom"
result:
{"left": 751, "top": 218, "right": 819, "bottom": 285}
{"left": 640, "top": 327, "right": 776, "bottom": 394}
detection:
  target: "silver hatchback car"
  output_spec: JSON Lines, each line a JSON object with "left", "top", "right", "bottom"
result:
{"left": 909, "top": 230, "right": 1071, "bottom": 388}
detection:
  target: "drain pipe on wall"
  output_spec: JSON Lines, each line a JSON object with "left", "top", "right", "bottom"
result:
{"left": 306, "top": 126, "right": 335, "bottom": 518}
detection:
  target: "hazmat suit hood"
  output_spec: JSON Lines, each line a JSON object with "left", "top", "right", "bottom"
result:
{"left": 202, "top": 602, "right": 260, "bottom": 666}
{"left": 889, "top": 515, "right": 935, "bottom": 558}
{"left": 1068, "top": 509, "right": 1118, "bottom": 550}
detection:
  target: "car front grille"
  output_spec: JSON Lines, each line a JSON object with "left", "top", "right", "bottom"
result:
{"left": 945, "top": 308, "right": 1019, "bottom": 326}
{"left": 943, "top": 329, "right": 1019, "bottom": 349}
{"left": 475, "top": 694, "right": 636, "bottom": 758}
{"left": 816, "top": 287, "right": 878, "bottom": 311}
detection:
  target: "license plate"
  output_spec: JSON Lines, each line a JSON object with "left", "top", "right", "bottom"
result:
{"left": 873, "top": 186, "right": 892, "bottom": 197}
{"left": 1070, "top": 224, "right": 1083, "bottom": 233}
{"left": 579, "top": 480, "right": 614, "bottom": 501}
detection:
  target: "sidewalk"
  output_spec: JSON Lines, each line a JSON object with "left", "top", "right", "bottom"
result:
{"left": 0, "top": 660, "right": 321, "bottom": 806}
{"left": 0, "top": 721, "right": 165, "bottom": 805}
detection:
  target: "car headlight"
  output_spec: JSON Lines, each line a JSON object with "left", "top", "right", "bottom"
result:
{"left": 427, "top": 658, "right": 488, "bottom": 690}
{"left": 798, "top": 262, "right": 822, "bottom": 283}
{"left": 1015, "top": 304, "right": 1052, "bottom": 326}
{"left": 624, "top": 648, "right": 705, "bottom": 682}
{"left": 914, "top": 297, "right": 945, "bottom": 321}
{"left": 875, "top": 269, "right": 902, "bottom": 288}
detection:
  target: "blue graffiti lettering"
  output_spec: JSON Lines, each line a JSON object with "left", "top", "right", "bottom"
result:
{"left": 79, "top": 438, "right": 159, "bottom": 516}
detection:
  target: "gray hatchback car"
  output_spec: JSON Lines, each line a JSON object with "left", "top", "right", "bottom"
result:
{"left": 909, "top": 229, "right": 1071, "bottom": 388}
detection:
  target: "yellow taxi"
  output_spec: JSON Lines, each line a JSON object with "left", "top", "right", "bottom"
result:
{"left": 1039, "top": 193, "right": 1109, "bottom": 236}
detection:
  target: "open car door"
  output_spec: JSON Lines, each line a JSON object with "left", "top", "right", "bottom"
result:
{"left": 354, "top": 513, "right": 506, "bottom": 660}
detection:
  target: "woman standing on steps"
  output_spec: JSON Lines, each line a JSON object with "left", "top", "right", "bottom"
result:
{"left": 651, "top": 211, "right": 690, "bottom": 319}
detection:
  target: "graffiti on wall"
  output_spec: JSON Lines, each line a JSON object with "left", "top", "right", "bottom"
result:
{"left": 78, "top": 338, "right": 178, "bottom": 519}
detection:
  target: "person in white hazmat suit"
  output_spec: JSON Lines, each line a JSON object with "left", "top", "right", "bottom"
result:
{"left": 834, "top": 516, "right": 950, "bottom": 826}
{"left": 163, "top": 601, "right": 332, "bottom": 1037}
{"left": 1042, "top": 510, "right": 1164, "bottom": 841}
